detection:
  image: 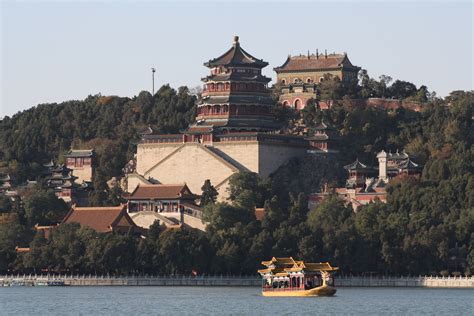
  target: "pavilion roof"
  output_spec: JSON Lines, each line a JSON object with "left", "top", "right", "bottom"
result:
{"left": 204, "top": 36, "right": 268, "bottom": 68}
{"left": 128, "top": 184, "right": 195, "bottom": 200}
{"left": 344, "top": 159, "right": 371, "bottom": 171}
{"left": 274, "top": 53, "right": 359, "bottom": 72}
{"left": 62, "top": 205, "right": 137, "bottom": 233}
{"left": 398, "top": 158, "right": 421, "bottom": 169}
{"left": 65, "top": 149, "right": 94, "bottom": 158}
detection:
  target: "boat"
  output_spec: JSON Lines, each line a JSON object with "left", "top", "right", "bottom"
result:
{"left": 258, "top": 257, "right": 339, "bottom": 297}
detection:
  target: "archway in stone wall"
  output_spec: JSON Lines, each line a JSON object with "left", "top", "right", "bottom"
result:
{"left": 294, "top": 99, "right": 304, "bottom": 110}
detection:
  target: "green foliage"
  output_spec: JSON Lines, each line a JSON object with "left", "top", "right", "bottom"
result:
{"left": 200, "top": 179, "right": 218, "bottom": 206}
{"left": 0, "top": 84, "right": 472, "bottom": 276}
{"left": 0, "top": 195, "right": 12, "bottom": 213}
{"left": 0, "top": 86, "right": 196, "bottom": 188}
{"left": 228, "top": 172, "right": 270, "bottom": 208}
{"left": 23, "top": 190, "right": 69, "bottom": 227}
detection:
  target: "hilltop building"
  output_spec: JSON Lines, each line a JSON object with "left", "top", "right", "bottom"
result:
{"left": 124, "top": 36, "right": 309, "bottom": 199}
{"left": 309, "top": 150, "right": 421, "bottom": 211}
{"left": 305, "top": 121, "right": 340, "bottom": 154}
{"left": 43, "top": 161, "right": 77, "bottom": 203}
{"left": 42, "top": 161, "right": 92, "bottom": 205}
{"left": 274, "top": 51, "right": 360, "bottom": 110}
{"left": 65, "top": 149, "right": 95, "bottom": 184}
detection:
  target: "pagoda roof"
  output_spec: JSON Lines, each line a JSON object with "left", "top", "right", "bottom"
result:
{"left": 65, "top": 149, "right": 94, "bottom": 158}
{"left": 398, "top": 158, "right": 420, "bottom": 170}
{"left": 138, "top": 125, "right": 153, "bottom": 135}
{"left": 274, "top": 53, "right": 360, "bottom": 72}
{"left": 202, "top": 72, "right": 271, "bottom": 83}
{"left": 306, "top": 134, "right": 330, "bottom": 141}
{"left": 387, "top": 150, "right": 410, "bottom": 160}
{"left": 204, "top": 36, "right": 268, "bottom": 68}
{"left": 199, "top": 94, "right": 274, "bottom": 106}
{"left": 127, "top": 184, "right": 195, "bottom": 200}
{"left": 344, "top": 159, "right": 371, "bottom": 171}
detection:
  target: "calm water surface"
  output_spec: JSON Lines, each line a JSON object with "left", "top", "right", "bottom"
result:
{"left": 0, "top": 286, "right": 473, "bottom": 315}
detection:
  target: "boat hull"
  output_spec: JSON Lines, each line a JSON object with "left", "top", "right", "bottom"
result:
{"left": 262, "top": 285, "right": 337, "bottom": 297}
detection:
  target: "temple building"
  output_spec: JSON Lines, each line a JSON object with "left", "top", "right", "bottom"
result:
{"left": 274, "top": 51, "right": 360, "bottom": 110}
{"left": 43, "top": 161, "right": 92, "bottom": 205}
{"left": 62, "top": 205, "right": 140, "bottom": 234}
{"left": 193, "top": 35, "right": 278, "bottom": 134}
{"left": 65, "top": 149, "right": 95, "bottom": 184}
{"left": 124, "top": 184, "right": 204, "bottom": 231}
{"left": 305, "top": 121, "right": 340, "bottom": 154}
{"left": 43, "top": 161, "right": 77, "bottom": 203}
{"left": 124, "top": 36, "right": 309, "bottom": 199}
{"left": 0, "top": 174, "right": 12, "bottom": 193}
{"left": 309, "top": 150, "right": 421, "bottom": 211}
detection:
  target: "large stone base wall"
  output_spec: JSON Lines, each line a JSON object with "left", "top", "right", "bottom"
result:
{"left": 130, "top": 140, "right": 307, "bottom": 198}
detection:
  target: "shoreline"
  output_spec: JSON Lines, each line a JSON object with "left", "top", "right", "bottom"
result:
{"left": 1, "top": 275, "right": 473, "bottom": 288}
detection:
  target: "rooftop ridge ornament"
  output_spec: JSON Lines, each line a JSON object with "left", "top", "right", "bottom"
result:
{"left": 233, "top": 35, "right": 239, "bottom": 46}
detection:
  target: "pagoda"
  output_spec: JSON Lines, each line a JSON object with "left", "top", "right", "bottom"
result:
{"left": 127, "top": 36, "right": 309, "bottom": 199}
{"left": 188, "top": 36, "right": 278, "bottom": 137}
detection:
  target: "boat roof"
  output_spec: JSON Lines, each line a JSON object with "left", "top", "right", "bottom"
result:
{"left": 259, "top": 257, "right": 339, "bottom": 275}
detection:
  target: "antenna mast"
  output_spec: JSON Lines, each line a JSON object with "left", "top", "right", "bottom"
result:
{"left": 151, "top": 67, "right": 156, "bottom": 95}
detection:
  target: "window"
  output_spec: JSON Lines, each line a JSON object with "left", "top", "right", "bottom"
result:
{"left": 281, "top": 79, "right": 286, "bottom": 85}
{"left": 307, "top": 78, "right": 312, "bottom": 83}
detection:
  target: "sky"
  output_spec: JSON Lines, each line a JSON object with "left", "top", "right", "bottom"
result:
{"left": 1, "top": 0, "right": 473, "bottom": 117}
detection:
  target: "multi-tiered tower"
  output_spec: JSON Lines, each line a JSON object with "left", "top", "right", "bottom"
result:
{"left": 126, "top": 36, "right": 308, "bottom": 199}
{"left": 189, "top": 36, "right": 278, "bottom": 137}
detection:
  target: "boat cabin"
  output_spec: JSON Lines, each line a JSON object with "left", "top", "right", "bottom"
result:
{"left": 258, "top": 257, "right": 338, "bottom": 292}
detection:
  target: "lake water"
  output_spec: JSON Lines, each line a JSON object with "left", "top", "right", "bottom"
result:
{"left": 0, "top": 286, "right": 473, "bottom": 315}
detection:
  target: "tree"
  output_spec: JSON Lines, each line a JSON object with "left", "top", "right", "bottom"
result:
{"left": 200, "top": 179, "right": 218, "bottom": 206}
{"left": 307, "top": 194, "right": 356, "bottom": 270}
{"left": 318, "top": 74, "right": 343, "bottom": 100}
{"left": 23, "top": 190, "right": 69, "bottom": 227}
{"left": 0, "top": 222, "right": 28, "bottom": 272}
{"left": 0, "top": 196, "right": 12, "bottom": 213}
{"left": 389, "top": 80, "right": 417, "bottom": 100}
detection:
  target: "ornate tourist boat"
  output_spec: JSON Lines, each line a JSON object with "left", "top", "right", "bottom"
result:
{"left": 258, "top": 257, "right": 339, "bottom": 297}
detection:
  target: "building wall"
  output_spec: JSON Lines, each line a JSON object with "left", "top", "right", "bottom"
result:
{"left": 213, "top": 142, "right": 260, "bottom": 172}
{"left": 142, "top": 143, "right": 237, "bottom": 195}
{"left": 125, "top": 173, "right": 151, "bottom": 193}
{"left": 131, "top": 140, "right": 307, "bottom": 200}
{"left": 136, "top": 143, "right": 183, "bottom": 175}
{"left": 258, "top": 143, "right": 307, "bottom": 177}
{"left": 276, "top": 70, "right": 343, "bottom": 84}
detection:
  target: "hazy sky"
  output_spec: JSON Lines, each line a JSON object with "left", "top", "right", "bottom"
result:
{"left": 1, "top": 0, "right": 473, "bottom": 117}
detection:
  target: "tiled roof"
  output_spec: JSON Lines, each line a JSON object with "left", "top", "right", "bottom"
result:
{"left": 274, "top": 54, "right": 359, "bottom": 72}
{"left": 65, "top": 149, "right": 94, "bottom": 157}
{"left": 399, "top": 158, "right": 420, "bottom": 169}
{"left": 128, "top": 184, "right": 193, "bottom": 200}
{"left": 344, "top": 159, "right": 371, "bottom": 171}
{"left": 62, "top": 205, "right": 135, "bottom": 233}
{"left": 202, "top": 73, "right": 271, "bottom": 83}
{"left": 199, "top": 94, "right": 274, "bottom": 106}
{"left": 204, "top": 36, "right": 268, "bottom": 68}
